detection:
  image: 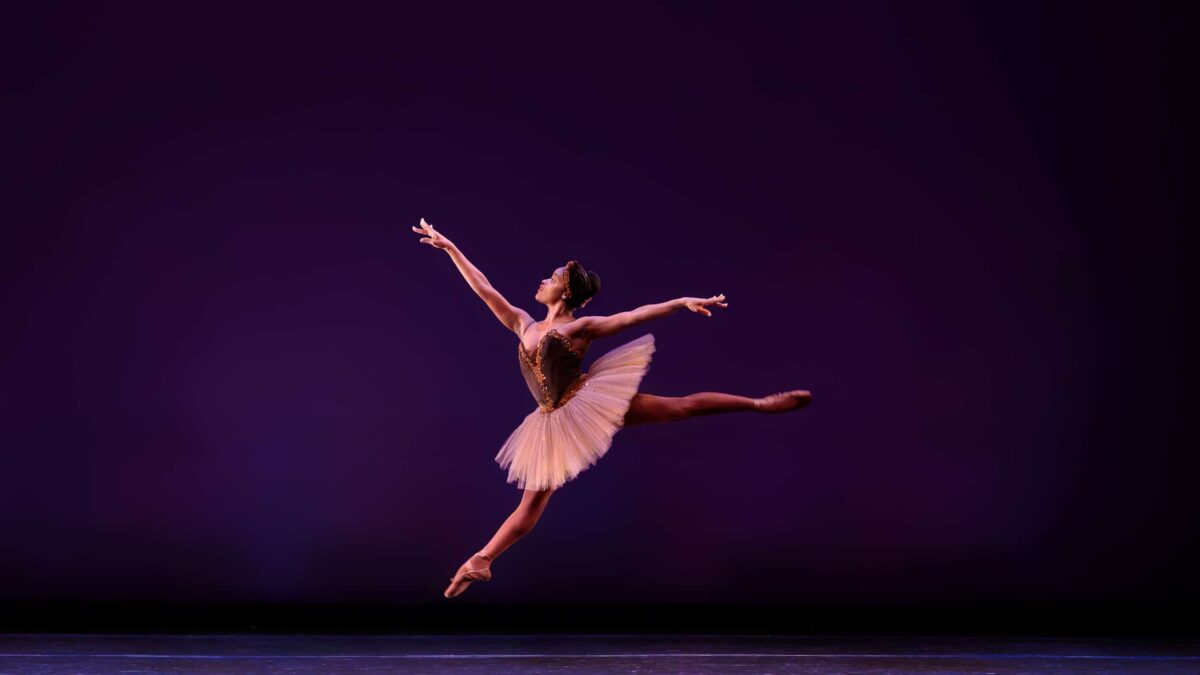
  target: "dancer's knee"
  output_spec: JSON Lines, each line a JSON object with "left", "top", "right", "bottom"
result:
{"left": 676, "top": 396, "right": 700, "bottom": 420}
{"left": 516, "top": 508, "right": 543, "bottom": 533}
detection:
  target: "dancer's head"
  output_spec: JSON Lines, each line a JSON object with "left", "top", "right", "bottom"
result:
{"left": 536, "top": 260, "right": 601, "bottom": 313}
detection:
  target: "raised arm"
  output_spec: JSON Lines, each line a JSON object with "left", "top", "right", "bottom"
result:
{"left": 413, "top": 218, "right": 533, "bottom": 335}
{"left": 579, "top": 293, "right": 728, "bottom": 339}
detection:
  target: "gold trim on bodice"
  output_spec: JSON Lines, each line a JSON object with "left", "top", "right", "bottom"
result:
{"left": 518, "top": 328, "right": 588, "bottom": 414}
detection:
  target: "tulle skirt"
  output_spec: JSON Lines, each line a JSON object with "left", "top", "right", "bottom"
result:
{"left": 494, "top": 333, "right": 656, "bottom": 491}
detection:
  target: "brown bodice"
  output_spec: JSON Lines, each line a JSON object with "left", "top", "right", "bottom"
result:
{"left": 518, "top": 329, "right": 589, "bottom": 413}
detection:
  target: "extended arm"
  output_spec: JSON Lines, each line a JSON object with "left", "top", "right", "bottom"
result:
{"left": 413, "top": 218, "right": 532, "bottom": 335}
{"left": 580, "top": 294, "right": 726, "bottom": 339}
{"left": 444, "top": 244, "right": 533, "bottom": 335}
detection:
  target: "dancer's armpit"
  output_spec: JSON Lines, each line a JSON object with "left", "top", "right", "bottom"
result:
{"left": 477, "top": 284, "right": 534, "bottom": 336}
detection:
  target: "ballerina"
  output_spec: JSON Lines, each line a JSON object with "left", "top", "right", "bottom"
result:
{"left": 411, "top": 218, "right": 811, "bottom": 599}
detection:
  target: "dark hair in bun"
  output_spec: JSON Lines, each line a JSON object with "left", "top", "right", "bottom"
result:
{"left": 564, "top": 260, "right": 601, "bottom": 311}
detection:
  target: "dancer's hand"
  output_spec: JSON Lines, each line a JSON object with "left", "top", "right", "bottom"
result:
{"left": 683, "top": 294, "right": 728, "bottom": 317}
{"left": 412, "top": 217, "right": 456, "bottom": 251}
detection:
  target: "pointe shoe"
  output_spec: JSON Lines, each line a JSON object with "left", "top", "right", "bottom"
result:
{"left": 444, "top": 551, "right": 494, "bottom": 599}
{"left": 753, "top": 389, "right": 812, "bottom": 413}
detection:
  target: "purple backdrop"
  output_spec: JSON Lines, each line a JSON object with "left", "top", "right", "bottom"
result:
{"left": 3, "top": 2, "right": 1189, "bottom": 605}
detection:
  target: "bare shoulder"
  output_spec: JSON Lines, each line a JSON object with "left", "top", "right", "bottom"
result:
{"left": 558, "top": 317, "right": 595, "bottom": 352}
{"left": 559, "top": 316, "right": 594, "bottom": 339}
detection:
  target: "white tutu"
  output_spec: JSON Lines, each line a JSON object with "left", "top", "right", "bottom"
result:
{"left": 495, "top": 333, "right": 656, "bottom": 491}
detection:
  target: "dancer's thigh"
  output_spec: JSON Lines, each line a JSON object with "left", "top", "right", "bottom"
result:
{"left": 623, "top": 392, "right": 685, "bottom": 427}
{"left": 521, "top": 486, "right": 556, "bottom": 511}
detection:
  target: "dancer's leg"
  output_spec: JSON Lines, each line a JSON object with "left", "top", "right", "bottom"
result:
{"left": 445, "top": 487, "right": 556, "bottom": 597}
{"left": 624, "top": 390, "right": 811, "bottom": 427}
{"left": 479, "top": 487, "right": 556, "bottom": 560}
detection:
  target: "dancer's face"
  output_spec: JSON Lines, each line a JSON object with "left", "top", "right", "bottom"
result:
{"left": 536, "top": 266, "right": 569, "bottom": 304}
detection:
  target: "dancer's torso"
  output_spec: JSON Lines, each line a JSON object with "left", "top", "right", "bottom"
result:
{"left": 518, "top": 321, "right": 592, "bottom": 411}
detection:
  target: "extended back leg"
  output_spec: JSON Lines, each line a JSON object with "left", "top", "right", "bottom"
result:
{"left": 622, "top": 390, "right": 811, "bottom": 427}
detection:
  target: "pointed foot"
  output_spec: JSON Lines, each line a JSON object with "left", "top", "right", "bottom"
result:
{"left": 443, "top": 552, "right": 494, "bottom": 599}
{"left": 753, "top": 389, "right": 812, "bottom": 414}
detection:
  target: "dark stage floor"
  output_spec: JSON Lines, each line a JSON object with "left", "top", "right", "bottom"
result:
{"left": 1, "top": 634, "right": 1198, "bottom": 673}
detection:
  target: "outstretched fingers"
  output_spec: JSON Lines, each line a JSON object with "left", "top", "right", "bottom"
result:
{"left": 697, "top": 293, "right": 728, "bottom": 317}
{"left": 411, "top": 217, "right": 447, "bottom": 249}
